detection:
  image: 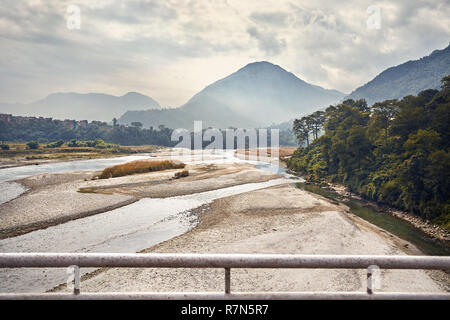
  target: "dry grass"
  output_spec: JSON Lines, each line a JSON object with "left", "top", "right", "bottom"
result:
{"left": 97, "top": 160, "right": 185, "bottom": 179}
{"left": 77, "top": 187, "right": 96, "bottom": 194}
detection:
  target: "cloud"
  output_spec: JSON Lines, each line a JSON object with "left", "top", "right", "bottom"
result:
{"left": 0, "top": 0, "right": 448, "bottom": 107}
{"left": 250, "top": 11, "right": 289, "bottom": 27}
{"left": 247, "top": 26, "right": 286, "bottom": 56}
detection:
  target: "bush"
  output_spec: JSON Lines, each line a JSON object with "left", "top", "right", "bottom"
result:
{"left": 26, "top": 140, "right": 39, "bottom": 149}
{"left": 0, "top": 142, "right": 10, "bottom": 150}
{"left": 67, "top": 139, "right": 83, "bottom": 147}
{"left": 174, "top": 170, "right": 189, "bottom": 179}
{"left": 78, "top": 187, "right": 96, "bottom": 194}
{"left": 86, "top": 139, "right": 108, "bottom": 148}
{"left": 46, "top": 140, "right": 65, "bottom": 148}
{"left": 97, "top": 160, "right": 185, "bottom": 179}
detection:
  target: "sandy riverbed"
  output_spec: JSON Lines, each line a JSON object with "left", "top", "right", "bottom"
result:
{"left": 62, "top": 184, "right": 449, "bottom": 294}
{"left": 0, "top": 162, "right": 280, "bottom": 238}
{"left": 1, "top": 150, "right": 448, "bottom": 293}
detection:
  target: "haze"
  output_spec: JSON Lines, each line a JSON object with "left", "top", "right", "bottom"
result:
{"left": 0, "top": 0, "right": 449, "bottom": 109}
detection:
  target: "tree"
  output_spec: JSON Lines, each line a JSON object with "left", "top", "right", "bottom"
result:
{"left": 310, "top": 111, "right": 325, "bottom": 140}
{"left": 46, "top": 140, "right": 64, "bottom": 148}
{"left": 26, "top": 140, "right": 39, "bottom": 149}
{"left": 441, "top": 75, "right": 450, "bottom": 90}
{"left": 342, "top": 98, "right": 369, "bottom": 113}
{"left": 293, "top": 117, "right": 310, "bottom": 147}
{"left": 403, "top": 129, "right": 441, "bottom": 156}
{"left": 346, "top": 125, "right": 371, "bottom": 170}
{"left": 0, "top": 142, "right": 10, "bottom": 150}
{"left": 67, "top": 139, "right": 82, "bottom": 147}
{"left": 287, "top": 75, "right": 450, "bottom": 224}
{"left": 371, "top": 100, "right": 399, "bottom": 148}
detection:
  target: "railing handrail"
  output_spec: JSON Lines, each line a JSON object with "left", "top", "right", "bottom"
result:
{"left": 1, "top": 253, "right": 449, "bottom": 300}
{"left": 1, "top": 253, "right": 449, "bottom": 269}
{"left": 2, "top": 292, "right": 450, "bottom": 300}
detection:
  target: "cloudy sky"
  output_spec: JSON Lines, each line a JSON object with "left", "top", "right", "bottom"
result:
{"left": 0, "top": 0, "right": 449, "bottom": 106}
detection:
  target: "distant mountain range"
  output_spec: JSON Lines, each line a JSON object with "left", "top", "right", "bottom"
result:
{"left": 2, "top": 44, "right": 449, "bottom": 129}
{"left": 347, "top": 43, "right": 450, "bottom": 105}
{"left": 0, "top": 92, "right": 161, "bottom": 122}
{"left": 119, "top": 61, "right": 345, "bottom": 129}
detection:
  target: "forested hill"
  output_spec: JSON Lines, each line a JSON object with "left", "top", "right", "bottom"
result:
{"left": 347, "top": 44, "right": 450, "bottom": 105}
{"left": 288, "top": 76, "right": 450, "bottom": 230}
{"left": 0, "top": 114, "right": 297, "bottom": 147}
{"left": 0, "top": 115, "right": 175, "bottom": 146}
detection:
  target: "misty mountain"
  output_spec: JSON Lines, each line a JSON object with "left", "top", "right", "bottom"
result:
{"left": 119, "top": 61, "right": 345, "bottom": 129}
{"left": 347, "top": 44, "right": 450, "bottom": 105}
{"left": 0, "top": 92, "right": 161, "bottom": 122}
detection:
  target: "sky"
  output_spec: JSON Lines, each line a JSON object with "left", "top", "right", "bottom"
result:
{"left": 0, "top": 0, "right": 449, "bottom": 106}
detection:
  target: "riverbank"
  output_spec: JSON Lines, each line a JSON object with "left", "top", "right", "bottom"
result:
{"left": 0, "top": 145, "right": 165, "bottom": 169}
{"left": 323, "top": 182, "right": 450, "bottom": 242}
{"left": 61, "top": 183, "right": 449, "bottom": 293}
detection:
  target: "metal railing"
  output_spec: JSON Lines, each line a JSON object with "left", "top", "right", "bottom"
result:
{"left": 0, "top": 253, "right": 449, "bottom": 300}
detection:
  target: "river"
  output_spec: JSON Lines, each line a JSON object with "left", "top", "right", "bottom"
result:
{"left": 1, "top": 150, "right": 446, "bottom": 293}
{"left": 0, "top": 150, "right": 300, "bottom": 292}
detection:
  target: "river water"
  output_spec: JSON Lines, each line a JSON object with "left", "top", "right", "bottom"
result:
{"left": 0, "top": 150, "right": 300, "bottom": 292}
{"left": 0, "top": 155, "right": 158, "bottom": 205}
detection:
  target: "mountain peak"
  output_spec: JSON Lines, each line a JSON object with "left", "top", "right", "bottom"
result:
{"left": 347, "top": 43, "right": 450, "bottom": 105}
{"left": 120, "top": 61, "right": 345, "bottom": 129}
{"left": 122, "top": 91, "right": 145, "bottom": 97}
{"left": 238, "top": 61, "right": 285, "bottom": 73}
{"left": 161, "top": 61, "right": 345, "bottom": 127}
{"left": 242, "top": 61, "right": 278, "bottom": 67}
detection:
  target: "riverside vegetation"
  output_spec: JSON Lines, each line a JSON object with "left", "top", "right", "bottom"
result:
{"left": 0, "top": 140, "right": 163, "bottom": 164}
{"left": 96, "top": 160, "right": 186, "bottom": 179}
{"left": 0, "top": 115, "right": 298, "bottom": 148}
{"left": 289, "top": 76, "right": 450, "bottom": 231}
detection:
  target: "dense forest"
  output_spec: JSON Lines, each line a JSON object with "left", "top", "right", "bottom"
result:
{"left": 0, "top": 114, "right": 297, "bottom": 147}
{"left": 0, "top": 116, "right": 176, "bottom": 146}
{"left": 288, "top": 76, "right": 450, "bottom": 230}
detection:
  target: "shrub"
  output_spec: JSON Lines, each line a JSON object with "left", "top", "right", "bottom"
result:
{"left": 78, "top": 187, "right": 96, "bottom": 194}
{"left": 86, "top": 139, "right": 108, "bottom": 148}
{"left": 174, "top": 170, "right": 189, "bottom": 179}
{"left": 67, "top": 139, "right": 83, "bottom": 147}
{"left": 46, "top": 140, "right": 65, "bottom": 148}
{"left": 26, "top": 140, "right": 39, "bottom": 149}
{"left": 97, "top": 160, "right": 185, "bottom": 179}
{"left": 0, "top": 142, "right": 10, "bottom": 150}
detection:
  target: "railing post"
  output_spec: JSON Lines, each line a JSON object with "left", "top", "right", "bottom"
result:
{"left": 367, "top": 268, "right": 372, "bottom": 294}
{"left": 367, "top": 265, "right": 380, "bottom": 294}
{"left": 67, "top": 265, "right": 80, "bottom": 295}
{"left": 225, "top": 268, "right": 231, "bottom": 294}
{"left": 74, "top": 265, "right": 80, "bottom": 295}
